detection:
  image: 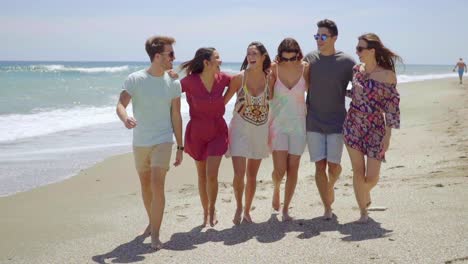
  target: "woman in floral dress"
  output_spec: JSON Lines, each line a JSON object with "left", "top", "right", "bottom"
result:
{"left": 343, "top": 33, "right": 401, "bottom": 223}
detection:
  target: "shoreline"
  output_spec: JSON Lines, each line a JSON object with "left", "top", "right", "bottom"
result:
{"left": 1, "top": 77, "right": 467, "bottom": 263}
{"left": 0, "top": 76, "right": 463, "bottom": 198}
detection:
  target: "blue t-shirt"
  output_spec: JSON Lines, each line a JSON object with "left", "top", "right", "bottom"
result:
{"left": 123, "top": 70, "right": 181, "bottom": 146}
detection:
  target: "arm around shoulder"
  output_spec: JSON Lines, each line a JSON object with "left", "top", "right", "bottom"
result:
{"left": 223, "top": 73, "right": 242, "bottom": 105}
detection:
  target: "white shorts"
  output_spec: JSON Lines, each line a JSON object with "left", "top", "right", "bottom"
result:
{"left": 270, "top": 131, "right": 306, "bottom": 156}
{"left": 306, "top": 132, "right": 344, "bottom": 164}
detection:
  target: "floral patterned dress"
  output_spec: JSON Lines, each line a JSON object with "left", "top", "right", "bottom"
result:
{"left": 343, "top": 64, "right": 400, "bottom": 160}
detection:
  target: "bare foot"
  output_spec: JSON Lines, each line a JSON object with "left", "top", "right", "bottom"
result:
{"left": 282, "top": 211, "right": 293, "bottom": 222}
{"left": 209, "top": 208, "right": 218, "bottom": 227}
{"left": 232, "top": 208, "right": 242, "bottom": 225}
{"left": 143, "top": 224, "right": 151, "bottom": 236}
{"left": 150, "top": 236, "right": 163, "bottom": 250}
{"left": 355, "top": 214, "right": 369, "bottom": 224}
{"left": 323, "top": 209, "right": 333, "bottom": 220}
{"left": 243, "top": 212, "right": 253, "bottom": 223}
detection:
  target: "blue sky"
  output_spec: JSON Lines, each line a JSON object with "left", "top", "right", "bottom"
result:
{"left": 1, "top": 0, "right": 467, "bottom": 64}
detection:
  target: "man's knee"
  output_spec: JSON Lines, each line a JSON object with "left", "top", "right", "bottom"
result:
{"left": 327, "top": 162, "right": 342, "bottom": 175}
{"left": 315, "top": 159, "right": 327, "bottom": 173}
{"left": 138, "top": 171, "right": 151, "bottom": 185}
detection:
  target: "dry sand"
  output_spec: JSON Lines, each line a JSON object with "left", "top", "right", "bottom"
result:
{"left": 0, "top": 78, "right": 467, "bottom": 264}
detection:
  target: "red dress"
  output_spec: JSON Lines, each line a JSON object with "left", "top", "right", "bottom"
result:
{"left": 181, "top": 72, "right": 231, "bottom": 161}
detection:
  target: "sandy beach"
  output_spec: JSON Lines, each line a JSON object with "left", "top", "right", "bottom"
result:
{"left": 1, "top": 78, "right": 467, "bottom": 264}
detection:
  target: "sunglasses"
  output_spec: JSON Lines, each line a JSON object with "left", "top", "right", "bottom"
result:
{"left": 356, "top": 46, "right": 371, "bottom": 53}
{"left": 280, "top": 56, "right": 298, "bottom": 62}
{"left": 160, "top": 51, "right": 175, "bottom": 58}
{"left": 314, "top": 34, "right": 331, "bottom": 41}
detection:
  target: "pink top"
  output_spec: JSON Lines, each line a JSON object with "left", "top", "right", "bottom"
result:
{"left": 269, "top": 65, "right": 307, "bottom": 132}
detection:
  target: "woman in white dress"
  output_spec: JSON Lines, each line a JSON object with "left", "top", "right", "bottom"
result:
{"left": 224, "top": 41, "right": 273, "bottom": 224}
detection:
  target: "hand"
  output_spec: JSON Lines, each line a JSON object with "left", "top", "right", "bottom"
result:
{"left": 379, "top": 134, "right": 391, "bottom": 157}
{"left": 167, "top": 70, "right": 179, "bottom": 79}
{"left": 124, "top": 117, "right": 137, "bottom": 129}
{"left": 173, "top": 149, "right": 183, "bottom": 166}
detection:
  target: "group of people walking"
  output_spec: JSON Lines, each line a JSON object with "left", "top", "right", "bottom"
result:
{"left": 116, "top": 19, "right": 401, "bottom": 250}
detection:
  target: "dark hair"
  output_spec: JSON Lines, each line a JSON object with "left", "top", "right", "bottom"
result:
{"left": 276, "top": 38, "right": 303, "bottom": 62}
{"left": 240, "top": 41, "right": 271, "bottom": 75}
{"left": 317, "top": 19, "right": 338, "bottom": 36}
{"left": 359, "top": 33, "right": 403, "bottom": 72}
{"left": 145, "top": 36, "right": 175, "bottom": 62}
{"left": 180, "top": 47, "right": 216, "bottom": 75}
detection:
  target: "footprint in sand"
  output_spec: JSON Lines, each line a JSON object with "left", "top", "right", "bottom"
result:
{"left": 176, "top": 215, "right": 188, "bottom": 222}
{"left": 257, "top": 195, "right": 268, "bottom": 200}
{"left": 221, "top": 198, "right": 231, "bottom": 203}
{"left": 388, "top": 165, "right": 405, "bottom": 170}
{"left": 459, "top": 156, "right": 467, "bottom": 159}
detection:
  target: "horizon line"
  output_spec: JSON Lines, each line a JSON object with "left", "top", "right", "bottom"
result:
{"left": 0, "top": 60, "right": 454, "bottom": 66}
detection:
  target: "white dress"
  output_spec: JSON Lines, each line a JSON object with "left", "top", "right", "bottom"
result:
{"left": 227, "top": 71, "right": 270, "bottom": 159}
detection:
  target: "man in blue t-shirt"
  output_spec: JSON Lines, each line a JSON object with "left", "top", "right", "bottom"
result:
{"left": 116, "top": 35, "right": 183, "bottom": 250}
{"left": 304, "top": 19, "right": 355, "bottom": 220}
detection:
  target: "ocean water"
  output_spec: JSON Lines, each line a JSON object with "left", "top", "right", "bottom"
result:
{"left": 0, "top": 61, "right": 458, "bottom": 197}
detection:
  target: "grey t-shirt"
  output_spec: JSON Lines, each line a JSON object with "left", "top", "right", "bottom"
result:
{"left": 304, "top": 50, "right": 355, "bottom": 134}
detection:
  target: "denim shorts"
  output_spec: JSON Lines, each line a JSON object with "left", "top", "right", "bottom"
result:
{"left": 306, "top": 132, "right": 344, "bottom": 164}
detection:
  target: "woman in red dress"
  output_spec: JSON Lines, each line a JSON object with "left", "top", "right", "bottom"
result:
{"left": 180, "top": 47, "right": 232, "bottom": 227}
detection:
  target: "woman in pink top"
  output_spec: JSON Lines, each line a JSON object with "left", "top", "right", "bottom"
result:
{"left": 180, "top": 47, "right": 232, "bottom": 227}
{"left": 269, "top": 38, "right": 310, "bottom": 221}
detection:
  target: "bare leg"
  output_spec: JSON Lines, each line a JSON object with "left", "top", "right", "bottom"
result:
{"left": 272, "top": 151, "right": 288, "bottom": 211}
{"left": 314, "top": 159, "right": 332, "bottom": 219}
{"left": 150, "top": 167, "right": 167, "bottom": 250}
{"left": 231, "top": 156, "right": 246, "bottom": 225}
{"left": 282, "top": 154, "right": 301, "bottom": 221}
{"left": 326, "top": 162, "right": 342, "bottom": 218}
{"left": 364, "top": 157, "right": 382, "bottom": 209}
{"left": 244, "top": 158, "right": 261, "bottom": 223}
{"left": 137, "top": 171, "right": 152, "bottom": 235}
{"left": 206, "top": 156, "right": 222, "bottom": 227}
{"left": 346, "top": 145, "right": 369, "bottom": 223}
{"left": 195, "top": 160, "right": 209, "bottom": 227}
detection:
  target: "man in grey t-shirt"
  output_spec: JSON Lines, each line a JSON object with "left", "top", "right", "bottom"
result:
{"left": 304, "top": 19, "right": 355, "bottom": 220}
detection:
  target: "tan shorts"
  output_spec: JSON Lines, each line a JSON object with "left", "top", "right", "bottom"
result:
{"left": 133, "top": 143, "right": 173, "bottom": 172}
